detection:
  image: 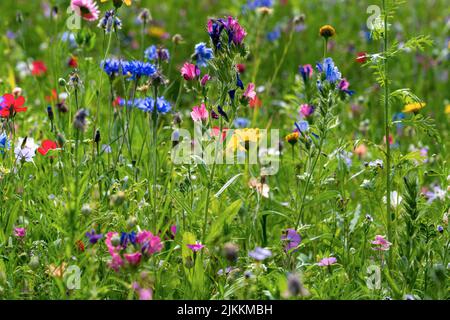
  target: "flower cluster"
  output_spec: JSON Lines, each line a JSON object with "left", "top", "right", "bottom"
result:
{"left": 105, "top": 231, "right": 163, "bottom": 271}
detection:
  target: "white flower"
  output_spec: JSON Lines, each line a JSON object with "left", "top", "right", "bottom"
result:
{"left": 383, "top": 191, "right": 403, "bottom": 209}
{"left": 14, "top": 137, "right": 38, "bottom": 163}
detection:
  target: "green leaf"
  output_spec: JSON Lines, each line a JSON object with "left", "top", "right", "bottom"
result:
{"left": 214, "top": 173, "right": 243, "bottom": 198}
{"left": 206, "top": 199, "right": 242, "bottom": 244}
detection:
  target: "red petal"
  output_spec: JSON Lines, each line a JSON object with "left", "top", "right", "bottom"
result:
{"left": 37, "top": 147, "right": 47, "bottom": 155}
{"left": 2, "top": 94, "right": 14, "bottom": 106}
{"left": 14, "top": 96, "right": 25, "bottom": 108}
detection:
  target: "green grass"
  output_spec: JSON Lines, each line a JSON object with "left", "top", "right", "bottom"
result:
{"left": 0, "top": 0, "right": 448, "bottom": 300}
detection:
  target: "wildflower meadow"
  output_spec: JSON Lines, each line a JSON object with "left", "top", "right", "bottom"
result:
{"left": 0, "top": 0, "right": 448, "bottom": 302}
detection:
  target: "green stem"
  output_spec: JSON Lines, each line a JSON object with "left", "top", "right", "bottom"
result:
{"left": 383, "top": 0, "right": 392, "bottom": 245}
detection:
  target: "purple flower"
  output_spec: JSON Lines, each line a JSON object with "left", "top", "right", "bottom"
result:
{"left": 85, "top": 229, "right": 103, "bottom": 244}
{"left": 249, "top": 247, "right": 272, "bottom": 261}
{"left": 187, "top": 241, "right": 205, "bottom": 252}
{"left": 318, "top": 257, "right": 337, "bottom": 266}
{"left": 281, "top": 228, "right": 301, "bottom": 252}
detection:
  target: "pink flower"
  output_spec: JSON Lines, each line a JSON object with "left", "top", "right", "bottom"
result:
{"left": 132, "top": 282, "right": 153, "bottom": 300}
{"left": 105, "top": 232, "right": 121, "bottom": 256}
{"left": 70, "top": 0, "right": 99, "bottom": 22}
{"left": 187, "top": 241, "right": 205, "bottom": 252}
{"left": 338, "top": 78, "right": 350, "bottom": 91}
{"left": 181, "top": 62, "right": 200, "bottom": 80}
{"left": 109, "top": 254, "right": 124, "bottom": 272}
{"left": 137, "top": 231, "right": 163, "bottom": 255}
{"left": 371, "top": 235, "right": 392, "bottom": 251}
{"left": 224, "top": 16, "right": 247, "bottom": 45}
{"left": 191, "top": 103, "right": 209, "bottom": 122}
{"left": 200, "top": 74, "right": 211, "bottom": 86}
{"left": 170, "top": 225, "right": 177, "bottom": 237}
{"left": 124, "top": 252, "right": 142, "bottom": 266}
{"left": 318, "top": 257, "right": 337, "bottom": 266}
{"left": 243, "top": 83, "right": 256, "bottom": 101}
{"left": 14, "top": 227, "right": 26, "bottom": 237}
{"left": 299, "top": 104, "right": 314, "bottom": 118}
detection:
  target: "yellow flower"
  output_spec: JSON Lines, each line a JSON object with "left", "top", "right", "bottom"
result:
{"left": 445, "top": 104, "right": 450, "bottom": 115}
{"left": 227, "top": 129, "right": 260, "bottom": 152}
{"left": 319, "top": 25, "right": 336, "bottom": 39}
{"left": 148, "top": 26, "right": 168, "bottom": 39}
{"left": 100, "top": 0, "right": 132, "bottom": 7}
{"left": 402, "top": 102, "right": 426, "bottom": 113}
{"left": 285, "top": 132, "right": 300, "bottom": 145}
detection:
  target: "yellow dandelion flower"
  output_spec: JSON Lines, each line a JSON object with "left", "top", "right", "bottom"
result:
{"left": 226, "top": 129, "right": 260, "bottom": 152}
{"left": 319, "top": 25, "right": 336, "bottom": 39}
{"left": 101, "top": 0, "right": 132, "bottom": 7}
{"left": 148, "top": 26, "right": 168, "bottom": 39}
{"left": 285, "top": 132, "right": 300, "bottom": 145}
{"left": 402, "top": 102, "right": 426, "bottom": 113}
{"left": 445, "top": 104, "right": 450, "bottom": 115}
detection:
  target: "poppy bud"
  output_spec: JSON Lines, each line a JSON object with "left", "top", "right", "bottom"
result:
{"left": 12, "top": 87, "right": 22, "bottom": 97}
{"left": 172, "top": 34, "right": 183, "bottom": 45}
{"left": 47, "top": 106, "right": 54, "bottom": 122}
{"left": 58, "top": 78, "right": 66, "bottom": 87}
{"left": 94, "top": 129, "right": 101, "bottom": 144}
{"left": 111, "top": 234, "right": 121, "bottom": 247}
{"left": 56, "top": 133, "right": 65, "bottom": 147}
{"left": 81, "top": 203, "right": 92, "bottom": 216}
{"left": 127, "top": 216, "right": 138, "bottom": 229}
{"left": 110, "top": 191, "right": 126, "bottom": 207}
{"left": 223, "top": 243, "right": 239, "bottom": 263}
{"left": 29, "top": 255, "right": 40, "bottom": 271}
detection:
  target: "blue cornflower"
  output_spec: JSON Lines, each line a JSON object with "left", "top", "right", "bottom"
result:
{"left": 392, "top": 112, "right": 406, "bottom": 128}
{"left": 85, "top": 230, "right": 103, "bottom": 244}
{"left": 137, "top": 97, "right": 171, "bottom": 114}
{"left": 97, "top": 10, "right": 122, "bottom": 34}
{"left": 101, "top": 59, "right": 122, "bottom": 77}
{"left": 245, "top": 0, "right": 274, "bottom": 10}
{"left": 0, "top": 132, "right": 11, "bottom": 154}
{"left": 144, "top": 45, "right": 170, "bottom": 62}
{"left": 267, "top": 27, "right": 281, "bottom": 42}
{"left": 295, "top": 121, "right": 309, "bottom": 133}
{"left": 120, "top": 231, "right": 137, "bottom": 247}
{"left": 122, "top": 60, "right": 157, "bottom": 80}
{"left": 145, "top": 45, "right": 157, "bottom": 61}
{"left": 234, "top": 117, "right": 250, "bottom": 128}
{"left": 316, "top": 57, "right": 342, "bottom": 83}
{"left": 119, "top": 98, "right": 143, "bottom": 108}
{"left": 194, "top": 42, "right": 214, "bottom": 67}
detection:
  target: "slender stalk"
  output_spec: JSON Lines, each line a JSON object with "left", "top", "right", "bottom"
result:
{"left": 382, "top": 0, "right": 392, "bottom": 244}
{"left": 202, "top": 117, "right": 222, "bottom": 242}
{"left": 151, "top": 85, "right": 159, "bottom": 225}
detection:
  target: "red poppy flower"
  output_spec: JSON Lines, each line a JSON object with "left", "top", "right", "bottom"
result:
{"left": 0, "top": 94, "right": 27, "bottom": 118}
{"left": 75, "top": 240, "right": 85, "bottom": 252}
{"left": 68, "top": 56, "right": 78, "bottom": 68}
{"left": 249, "top": 96, "right": 262, "bottom": 108}
{"left": 45, "top": 89, "right": 58, "bottom": 102}
{"left": 37, "top": 140, "right": 58, "bottom": 156}
{"left": 356, "top": 52, "right": 368, "bottom": 64}
{"left": 31, "top": 60, "right": 47, "bottom": 76}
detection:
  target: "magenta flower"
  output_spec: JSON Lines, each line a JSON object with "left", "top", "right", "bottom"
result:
{"left": 132, "top": 282, "right": 153, "bottom": 300}
{"left": 201, "top": 74, "right": 211, "bottom": 86}
{"left": 14, "top": 227, "right": 26, "bottom": 237}
{"left": 191, "top": 103, "right": 209, "bottom": 122}
{"left": 224, "top": 16, "right": 247, "bottom": 45}
{"left": 170, "top": 225, "right": 177, "bottom": 237}
{"left": 281, "top": 228, "right": 301, "bottom": 252}
{"left": 299, "top": 104, "right": 315, "bottom": 118}
{"left": 318, "top": 257, "right": 337, "bottom": 266}
{"left": 371, "top": 235, "right": 392, "bottom": 251}
{"left": 338, "top": 78, "right": 350, "bottom": 91}
{"left": 136, "top": 231, "right": 163, "bottom": 254}
{"left": 187, "top": 241, "right": 205, "bottom": 252}
{"left": 70, "top": 0, "right": 99, "bottom": 22}
{"left": 124, "top": 252, "right": 142, "bottom": 266}
{"left": 243, "top": 83, "right": 256, "bottom": 101}
{"left": 181, "top": 62, "right": 200, "bottom": 80}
